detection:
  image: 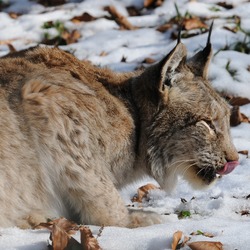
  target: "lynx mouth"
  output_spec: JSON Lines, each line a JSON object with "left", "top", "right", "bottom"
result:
{"left": 197, "top": 161, "right": 239, "bottom": 185}
{"left": 197, "top": 166, "right": 217, "bottom": 184}
{"left": 216, "top": 161, "right": 239, "bottom": 175}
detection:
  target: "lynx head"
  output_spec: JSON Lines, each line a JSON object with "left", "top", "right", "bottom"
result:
{"left": 134, "top": 23, "right": 239, "bottom": 191}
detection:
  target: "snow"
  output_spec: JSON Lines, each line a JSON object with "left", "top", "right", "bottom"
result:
{"left": 0, "top": 0, "right": 250, "bottom": 249}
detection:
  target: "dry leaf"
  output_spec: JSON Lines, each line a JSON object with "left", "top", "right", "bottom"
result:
{"left": 142, "top": 57, "right": 156, "bottom": 64}
{"left": 144, "top": 0, "right": 163, "bottom": 8}
{"left": 38, "top": 0, "right": 65, "bottom": 6}
{"left": 188, "top": 241, "right": 223, "bottom": 250}
{"left": 230, "top": 106, "right": 250, "bottom": 126}
{"left": 80, "top": 226, "right": 102, "bottom": 250}
{"left": 238, "top": 150, "right": 249, "bottom": 156}
{"left": 171, "top": 231, "right": 183, "bottom": 250}
{"left": 62, "top": 30, "right": 81, "bottom": 45}
{"left": 183, "top": 18, "right": 208, "bottom": 30}
{"left": 190, "top": 231, "right": 214, "bottom": 238}
{"left": 8, "top": 12, "right": 21, "bottom": 19}
{"left": 131, "top": 183, "right": 160, "bottom": 203}
{"left": 51, "top": 224, "right": 70, "bottom": 250}
{"left": 71, "top": 12, "right": 96, "bottom": 23}
{"left": 99, "top": 51, "right": 108, "bottom": 57}
{"left": 228, "top": 96, "right": 250, "bottom": 106}
{"left": 230, "top": 106, "right": 242, "bottom": 126}
{"left": 7, "top": 43, "right": 16, "bottom": 53}
{"left": 105, "top": 5, "right": 136, "bottom": 30}
{"left": 36, "top": 217, "right": 79, "bottom": 235}
{"left": 157, "top": 23, "right": 172, "bottom": 33}
{"left": 217, "top": 2, "right": 233, "bottom": 9}
{"left": 126, "top": 6, "right": 141, "bottom": 17}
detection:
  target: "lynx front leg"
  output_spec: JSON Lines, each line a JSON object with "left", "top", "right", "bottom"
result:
{"left": 64, "top": 172, "right": 164, "bottom": 228}
{"left": 66, "top": 175, "right": 130, "bottom": 227}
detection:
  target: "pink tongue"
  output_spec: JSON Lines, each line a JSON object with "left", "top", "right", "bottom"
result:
{"left": 217, "top": 161, "right": 239, "bottom": 175}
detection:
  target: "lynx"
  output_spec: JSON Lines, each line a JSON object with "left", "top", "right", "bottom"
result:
{"left": 0, "top": 26, "right": 239, "bottom": 228}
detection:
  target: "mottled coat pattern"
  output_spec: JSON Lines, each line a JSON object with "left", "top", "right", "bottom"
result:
{"left": 0, "top": 37, "right": 238, "bottom": 228}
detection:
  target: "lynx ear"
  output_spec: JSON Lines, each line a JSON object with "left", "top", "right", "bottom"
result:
{"left": 187, "top": 21, "right": 213, "bottom": 79}
{"left": 159, "top": 42, "right": 187, "bottom": 91}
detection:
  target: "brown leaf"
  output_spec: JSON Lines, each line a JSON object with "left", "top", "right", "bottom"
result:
{"left": 126, "top": 6, "right": 141, "bottom": 17}
{"left": 223, "top": 26, "right": 238, "bottom": 33}
{"left": 157, "top": 23, "right": 172, "bottom": 33}
{"left": 171, "top": 231, "right": 183, "bottom": 250}
{"left": 36, "top": 217, "right": 79, "bottom": 236}
{"left": 38, "top": 0, "right": 65, "bottom": 6}
{"left": 240, "top": 210, "right": 250, "bottom": 216}
{"left": 228, "top": 96, "right": 250, "bottom": 106}
{"left": 142, "top": 57, "right": 156, "bottom": 64}
{"left": 144, "top": 0, "right": 163, "bottom": 8}
{"left": 105, "top": 5, "right": 137, "bottom": 30}
{"left": 183, "top": 17, "right": 208, "bottom": 30}
{"left": 190, "top": 231, "right": 214, "bottom": 238}
{"left": 62, "top": 30, "right": 81, "bottom": 45}
{"left": 230, "top": 106, "right": 242, "bottom": 126}
{"left": 241, "top": 113, "right": 250, "bottom": 123}
{"left": 7, "top": 43, "right": 16, "bottom": 53}
{"left": 238, "top": 150, "right": 249, "bottom": 156}
{"left": 131, "top": 183, "right": 160, "bottom": 203}
{"left": 99, "top": 51, "right": 108, "bottom": 57}
{"left": 71, "top": 12, "right": 96, "bottom": 23}
{"left": 51, "top": 224, "right": 70, "bottom": 250}
{"left": 8, "top": 12, "right": 21, "bottom": 19}
{"left": 188, "top": 241, "right": 223, "bottom": 250}
{"left": 80, "top": 226, "right": 102, "bottom": 250}
{"left": 217, "top": 2, "right": 234, "bottom": 9}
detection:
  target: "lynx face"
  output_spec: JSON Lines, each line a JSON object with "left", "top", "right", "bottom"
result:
{"left": 135, "top": 33, "right": 239, "bottom": 191}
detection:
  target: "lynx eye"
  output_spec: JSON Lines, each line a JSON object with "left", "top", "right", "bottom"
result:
{"left": 202, "top": 120, "right": 216, "bottom": 133}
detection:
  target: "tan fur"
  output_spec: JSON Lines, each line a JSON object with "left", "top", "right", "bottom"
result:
{"left": 0, "top": 42, "right": 238, "bottom": 228}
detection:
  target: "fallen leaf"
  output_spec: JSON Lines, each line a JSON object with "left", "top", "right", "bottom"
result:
{"left": 126, "top": 6, "right": 141, "bottom": 17}
{"left": 228, "top": 96, "right": 250, "bottom": 106}
{"left": 62, "top": 29, "right": 81, "bottom": 45}
{"left": 230, "top": 106, "right": 242, "bottom": 126}
{"left": 99, "top": 51, "right": 108, "bottom": 57}
{"left": 71, "top": 12, "right": 96, "bottom": 23}
{"left": 157, "top": 23, "right": 172, "bottom": 33}
{"left": 171, "top": 231, "right": 183, "bottom": 250}
{"left": 188, "top": 241, "right": 223, "bottom": 250}
{"left": 217, "top": 2, "right": 234, "bottom": 9}
{"left": 80, "top": 226, "right": 102, "bottom": 250}
{"left": 183, "top": 17, "right": 208, "bottom": 30}
{"left": 190, "top": 230, "right": 214, "bottom": 238}
{"left": 38, "top": 0, "right": 66, "bottom": 6}
{"left": 8, "top": 12, "right": 21, "bottom": 19}
{"left": 240, "top": 210, "right": 250, "bottom": 216}
{"left": 51, "top": 224, "right": 69, "bottom": 250}
{"left": 171, "top": 231, "right": 190, "bottom": 250}
{"left": 142, "top": 57, "right": 156, "bottom": 64}
{"left": 144, "top": 0, "right": 163, "bottom": 8}
{"left": 36, "top": 217, "right": 79, "bottom": 235}
{"left": 131, "top": 183, "right": 160, "bottom": 203}
{"left": 7, "top": 43, "right": 16, "bottom": 53}
{"left": 105, "top": 5, "right": 137, "bottom": 30}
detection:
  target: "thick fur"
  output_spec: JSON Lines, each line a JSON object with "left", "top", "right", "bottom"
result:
{"left": 0, "top": 43, "right": 238, "bottom": 228}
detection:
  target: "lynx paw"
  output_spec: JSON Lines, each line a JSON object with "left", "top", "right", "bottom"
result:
{"left": 128, "top": 210, "right": 164, "bottom": 228}
{"left": 17, "top": 211, "right": 49, "bottom": 229}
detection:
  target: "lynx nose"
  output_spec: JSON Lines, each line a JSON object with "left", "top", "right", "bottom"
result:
{"left": 217, "top": 160, "right": 239, "bottom": 175}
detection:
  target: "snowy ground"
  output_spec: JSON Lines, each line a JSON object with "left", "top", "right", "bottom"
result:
{"left": 0, "top": 0, "right": 250, "bottom": 249}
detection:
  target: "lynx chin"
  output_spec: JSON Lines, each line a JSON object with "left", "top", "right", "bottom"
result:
{"left": 0, "top": 24, "right": 238, "bottom": 228}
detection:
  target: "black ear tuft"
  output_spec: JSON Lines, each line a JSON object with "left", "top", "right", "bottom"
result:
{"left": 187, "top": 21, "right": 214, "bottom": 79}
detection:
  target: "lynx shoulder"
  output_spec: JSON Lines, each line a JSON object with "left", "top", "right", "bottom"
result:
{"left": 0, "top": 28, "right": 238, "bottom": 228}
